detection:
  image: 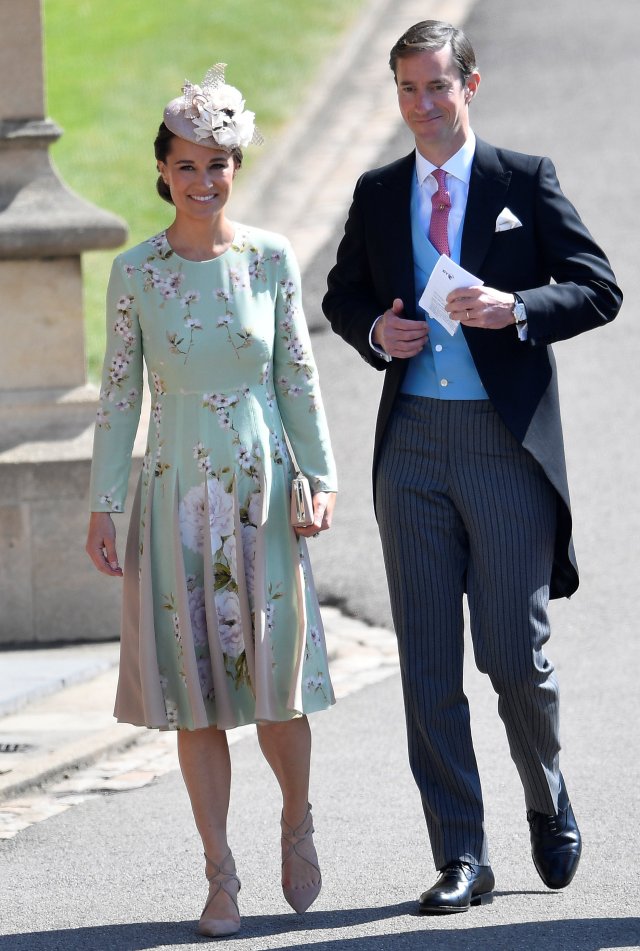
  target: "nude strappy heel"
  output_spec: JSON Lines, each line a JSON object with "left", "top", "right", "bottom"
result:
{"left": 280, "top": 803, "right": 322, "bottom": 913}
{"left": 198, "top": 849, "right": 241, "bottom": 938}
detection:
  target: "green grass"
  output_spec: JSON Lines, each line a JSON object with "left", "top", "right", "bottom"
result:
{"left": 43, "top": 0, "right": 366, "bottom": 380}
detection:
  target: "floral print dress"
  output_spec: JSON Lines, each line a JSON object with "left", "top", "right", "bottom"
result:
{"left": 90, "top": 227, "right": 337, "bottom": 730}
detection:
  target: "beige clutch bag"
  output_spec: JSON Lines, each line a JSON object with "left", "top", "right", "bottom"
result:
{"left": 290, "top": 472, "right": 314, "bottom": 527}
{"left": 283, "top": 429, "right": 314, "bottom": 528}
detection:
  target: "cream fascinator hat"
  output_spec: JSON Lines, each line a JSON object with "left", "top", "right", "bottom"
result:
{"left": 163, "top": 64, "right": 263, "bottom": 150}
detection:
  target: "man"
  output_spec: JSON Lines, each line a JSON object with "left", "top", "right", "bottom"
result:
{"left": 322, "top": 20, "right": 621, "bottom": 914}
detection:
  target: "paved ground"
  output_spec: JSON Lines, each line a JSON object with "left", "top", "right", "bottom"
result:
{"left": 1, "top": 0, "right": 640, "bottom": 947}
{"left": 0, "top": 609, "right": 398, "bottom": 838}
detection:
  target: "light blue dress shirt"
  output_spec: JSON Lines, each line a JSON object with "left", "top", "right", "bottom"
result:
{"left": 400, "top": 136, "right": 488, "bottom": 401}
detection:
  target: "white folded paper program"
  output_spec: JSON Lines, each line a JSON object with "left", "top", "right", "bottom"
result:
{"left": 419, "top": 254, "right": 483, "bottom": 335}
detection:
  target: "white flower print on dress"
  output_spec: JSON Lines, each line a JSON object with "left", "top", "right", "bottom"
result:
{"left": 165, "top": 698, "right": 179, "bottom": 727}
{"left": 229, "top": 267, "right": 248, "bottom": 290}
{"left": 179, "top": 477, "right": 234, "bottom": 555}
{"left": 193, "top": 441, "right": 213, "bottom": 474}
{"left": 159, "top": 674, "right": 180, "bottom": 727}
{"left": 114, "top": 314, "right": 134, "bottom": 341}
{"left": 309, "top": 625, "right": 322, "bottom": 648}
{"left": 129, "top": 249, "right": 208, "bottom": 363}
{"left": 215, "top": 589, "right": 245, "bottom": 658}
{"left": 247, "top": 490, "right": 262, "bottom": 527}
{"left": 151, "top": 371, "right": 166, "bottom": 397}
{"left": 98, "top": 489, "right": 121, "bottom": 513}
{"left": 141, "top": 262, "right": 160, "bottom": 288}
{"left": 149, "top": 233, "right": 167, "bottom": 255}
{"left": 241, "top": 523, "right": 257, "bottom": 598}
{"left": 181, "top": 290, "right": 201, "bottom": 309}
{"left": 179, "top": 482, "right": 207, "bottom": 555}
{"left": 158, "top": 272, "right": 185, "bottom": 299}
{"left": 207, "top": 478, "right": 235, "bottom": 553}
{"left": 217, "top": 409, "right": 232, "bottom": 430}
{"left": 235, "top": 444, "right": 253, "bottom": 472}
{"left": 271, "top": 432, "right": 286, "bottom": 465}
{"left": 277, "top": 276, "right": 315, "bottom": 384}
{"left": 152, "top": 401, "right": 163, "bottom": 428}
{"left": 304, "top": 672, "right": 325, "bottom": 693}
{"left": 203, "top": 391, "right": 239, "bottom": 410}
{"left": 248, "top": 252, "right": 267, "bottom": 282}
{"left": 96, "top": 407, "right": 111, "bottom": 430}
{"left": 286, "top": 338, "right": 306, "bottom": 363}
{"left": 266, "top": 600, "right": 276, "bottom": 634}
{"left": 188, "top": 584, "right": 208, "bottom": 648}
{"left": 108, "top": 349, "right": 132, "bottom": 387}
{"left": 203, "top": 390, "right": 245, "bottom": 432}
{"left": 197, "top": 655, "right": 214, "bottom": 699}
{"left": 171, "top": 611, "right": 181, "bottom": 641}
{"left": 223, "top": 534, "right": 237, "bottom": 575}
{"left": 115, "top": 388, "right": 138, "bottom": 412}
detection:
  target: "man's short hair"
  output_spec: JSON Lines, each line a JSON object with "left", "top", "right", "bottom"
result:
{"left": 389, "top": 20, "right": 477, "bottom": 83}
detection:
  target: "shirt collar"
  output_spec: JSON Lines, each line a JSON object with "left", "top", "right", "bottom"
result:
{"left": 415, "top": 130, "right": 477, "bottom": 186}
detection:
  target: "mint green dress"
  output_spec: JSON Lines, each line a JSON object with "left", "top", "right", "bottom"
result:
{"left": 90, "top": 227, "right": 337, "bottom": 730}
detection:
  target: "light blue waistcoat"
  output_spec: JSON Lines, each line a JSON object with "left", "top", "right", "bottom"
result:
{"left": 400, "top": 179, "right": 488, "bottom": 400}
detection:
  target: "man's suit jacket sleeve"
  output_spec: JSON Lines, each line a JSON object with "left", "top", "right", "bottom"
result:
{"left": 512, "top": 156, "right": 622, "bottom": 346}
{"left": 322, "top": 175, "right": 390, "bottom": 370}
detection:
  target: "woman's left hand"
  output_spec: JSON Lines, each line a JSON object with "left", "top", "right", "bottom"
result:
{"left": 295, "top": 491, "right": 337, "bottom": 538}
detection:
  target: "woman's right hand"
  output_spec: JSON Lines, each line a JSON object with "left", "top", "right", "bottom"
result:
{"left": 86, "top": 512, "right": 123, "bottom": 577}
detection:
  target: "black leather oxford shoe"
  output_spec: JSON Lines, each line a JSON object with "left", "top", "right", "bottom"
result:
{"left": 527, "top": 802, "right": 582, "bottom": 889}
{"left": 418, "top": 862, "right": 495, "bottom": 914}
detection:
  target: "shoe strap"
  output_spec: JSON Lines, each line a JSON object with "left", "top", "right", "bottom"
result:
{"left": 281, "top": 804, "right": 319, "bottom": 873}
{"left": 203, "top": 850, "right": 240, "bottom": 913}
{"left": 281, "top": 804, "right": 314, "bottom": 845}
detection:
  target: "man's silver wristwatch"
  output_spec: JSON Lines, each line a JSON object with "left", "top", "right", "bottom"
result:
{"left": 512, "top": 294, "right": 527, "bottom": 325}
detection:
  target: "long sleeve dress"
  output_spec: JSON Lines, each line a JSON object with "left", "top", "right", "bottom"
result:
{"left": 89, "top": 226, "right": 337, "bottom": 731}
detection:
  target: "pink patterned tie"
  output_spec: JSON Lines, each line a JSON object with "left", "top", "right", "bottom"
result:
{"left": 429, "top": 168, "right": 451, "bottom": 255}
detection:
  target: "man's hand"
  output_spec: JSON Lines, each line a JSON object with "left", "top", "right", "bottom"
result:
{"left": 446, "top": 287, "right": 516, "bottom": 329}
{"left": 373, "top": 298, "right": 429, "bottom": 358}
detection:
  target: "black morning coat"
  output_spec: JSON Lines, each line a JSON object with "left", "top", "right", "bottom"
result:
{"left": 322, "top": 138, "right": 623, "bottom": 599}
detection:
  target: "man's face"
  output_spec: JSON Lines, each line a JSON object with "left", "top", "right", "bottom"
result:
{"left": 395, "top": 45, "right": 479, "bottom": 161}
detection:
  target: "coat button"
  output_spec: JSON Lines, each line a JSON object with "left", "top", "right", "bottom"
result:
{"left": 440, "top": 379, "right": 448, "bottom": 387}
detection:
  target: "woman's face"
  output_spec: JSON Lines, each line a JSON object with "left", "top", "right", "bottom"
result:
{"left": 157, "top": 138, "right": 236, "bottom": 220}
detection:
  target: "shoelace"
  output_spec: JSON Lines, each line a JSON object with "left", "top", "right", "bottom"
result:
{"left": 441, "top": 861, "right": 474, "bottom": 879}
{"left": 527, "top": 809, "right": 565, "bottom": 834}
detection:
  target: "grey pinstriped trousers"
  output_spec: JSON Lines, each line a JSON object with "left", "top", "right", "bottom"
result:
{"left": 377, "top": 395, "right": 565, "bottom": 869}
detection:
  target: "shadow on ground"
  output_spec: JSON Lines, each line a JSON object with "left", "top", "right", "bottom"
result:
{"left": 1, "top": 908, "right": 638, "bottom": 950}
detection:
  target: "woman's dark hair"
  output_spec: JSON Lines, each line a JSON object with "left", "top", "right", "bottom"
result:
{"left": 153, "top": 122, "right": 243, "bottom": 205}
{"left": 389, "top": 20, "right": 477, "bottom": 84}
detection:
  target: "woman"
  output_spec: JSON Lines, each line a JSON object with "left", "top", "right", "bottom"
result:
{"left": 85, "top": 65, "right": 337, "bottom": 938}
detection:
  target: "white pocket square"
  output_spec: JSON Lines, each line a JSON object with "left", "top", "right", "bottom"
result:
{"left": 495, "top": 207, "right": 522, "bottom": 231}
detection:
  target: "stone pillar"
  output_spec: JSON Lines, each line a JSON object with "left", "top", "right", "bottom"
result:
{"left": 0, "top": 0, "right": 134, "bottom": 643}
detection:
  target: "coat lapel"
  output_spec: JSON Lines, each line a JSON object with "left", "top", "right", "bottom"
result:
{"left": 460, "top": 138, "right": 512, "bottom": 276}
{"left": 372, "top": 152, "right": 417, "bottom": 317}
